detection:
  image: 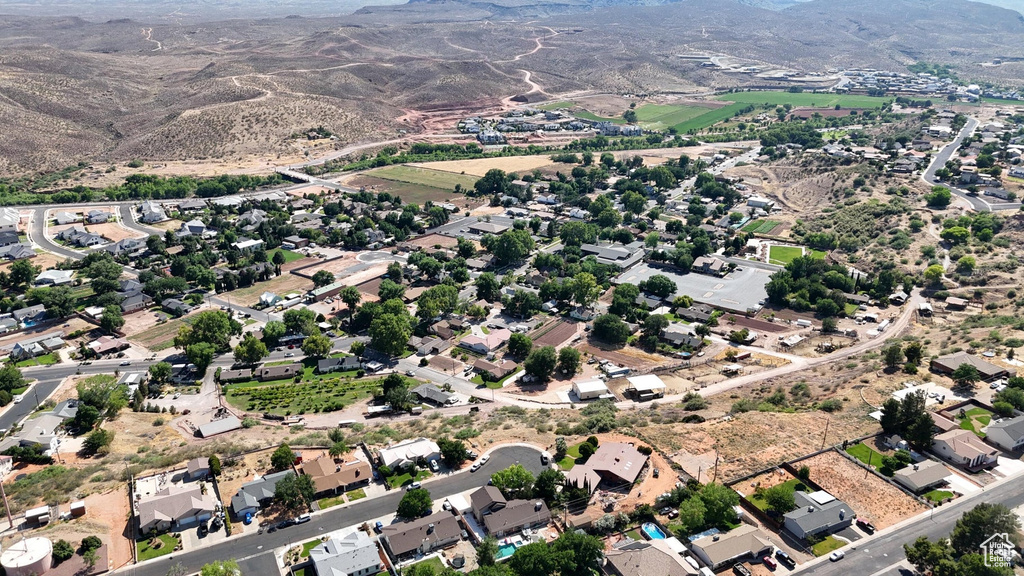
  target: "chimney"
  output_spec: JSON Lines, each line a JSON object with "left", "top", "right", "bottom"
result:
{"left": 535, "top": 502, "right": 542, "bottom": 511}
{"left": 839, "top": 509, "right": 846, "bottom": 521}
{"left": 808, "top": 506, "right": 815, "bottom": 513}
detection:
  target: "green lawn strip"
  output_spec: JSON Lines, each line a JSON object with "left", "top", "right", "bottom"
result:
{"left": 625, "top": 528, "right": 643, "bottom": 541}
{"left": 293, "top": 567, "right": 313, "bottom": 576}
{"left": 137, "top": 534, "right": 178, "bottom": 561}
{"left": 768, "top": 246, "right": 804, "bottom": 265}
{"left": 715, "top": 91, "right": 892, "bottom": 109}
{"left": 845, "top": 443, "right": 884, "bottom": 469}
{"left": 538, "top": 101, "right": 573, "bottom": 110}
{"left": 14, "top": 353, "right": 59, "bottom": 368}
{"left": 301, "top": 538, "right": 322, "bottom": 558}
{"left": 924, "top": 489, "right": 954, "bottom": 504}
{"left": 470, "top": 371, "right": 517, "bottom": 389}
{"left": 347, "top": 488, "right": 367, "bottom": 501}
{"left": 808, "top": 249, "right": 827, "bottom": 260}
{"left": 267, "top": 247, "right": 304, "bottom": 263}
{"left": 368, "top": 165, "right": 478, "bottom": 191}
{"left": 557, "top": 456, "right": 576, "bottom": 471}
{"left": 811, "top": 535, "right": 846, "bottom": 557}
{"left": 317, "top": 495, "right": 345, "bottom": 510}
{"left": 387, "top": 470, "right": 432, "bottom": 489}
{"left": 409, "top": 556, "right": 446, "bottom": 574}
{"left": 844, "top": 303, "right": 860, "bottom": 316}
{"left": 747, "top": 478, "right": 811, "bottom": 512}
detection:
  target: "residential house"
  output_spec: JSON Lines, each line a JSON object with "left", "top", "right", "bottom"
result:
{"left": 417, "top": 336, "right": 451, "bottom": 356}
{"left": 0, "top": 208, "right": 20, "bottom": 233}
{"left": 87, "top": 210, "right": 112, "bottom": 224}
{"left": 468, "top": 221, "right": 510, "bottom": 235}
{"left": 317, "top": 356, "right": 361, "bottom": 374}
{"left": 121, "top": 293, "right": 154, "bottom": 314}
{"left": 238, "top": 209, "right": 268, "bottom": 231}
{"left": 688, "top": 525, "right": 774, "bottom": 571}
{"left": 137, "top": 484, "right": 219, "bottom": 534}
{"left": 661, "top": 324, "right": 703, "bottom": 349}
{"left": 0, "top": 244, "right": 34, "bottom": 261}
{"left": 365, "top": 230, "right": 387, "bottom": 244}
{"left": 691, "top": 256, "right": 726, "bottom": 276}
{"left": 603, "top": 540, "right": 699, "bottom": 576}
{"left": 301, "top": 456, "right": 373, "bottom": 497}
{"left": 283, "top": 235, "right": 308, "bottom": 248}
{"left": 985, "top": 415, "right": 1024, "bottom": 452}
{"left": 469, "top": 486, "right": 551, "bottom": 537}
{"left": 56, "top": 226, "right": 104, "bottom": 247}
{"left": 177, "top": 219, "right": 208, "bottom": 237}
{"left": 570, "top": 306, "right": 598, "bottom": 321}
{"left": 11, "top": 335, "right": 64, "bottom": 360}
{"left": 104, "top": 237, "right": 145, "bottom": 257}
{"left": 87, "top": 336, "right": 129, "bottom": 356}
{"left": 678, "top": 304, "right": 713, "bottom": 323}
{"left": 566, "top": 442, "right": 648, "bottom": 493}
{"left": 466, "top": 255, "right": 495, "bottom": 270}
{"left": 230, "top": 471, "right": 295, "bottom": 517}
{"left": 893, "top": 460, "right": 951, "bottom": 493}
{"left": 310, "top": 532, "right": 383, "bottom": 576}
{"left": 257, "top": 362, "right": 302, "bottom": 381}
{"left": 473, "top": 358, "right": 517, "bottom": 381}
{"left": 12, "top": 305, "right": 45, "bottom": 326}
{"left": 232, "top": 238, "right": 264, "bottom": 251}
{"left": 34, "top": 269, "right": 74, "bottom": 286}
{"left": 930, "top": 351, "right": 1015, "bottom": 382}
{"left": 378, "top": 437, "right": 440, "bottom": 469}
{"left": 162, "top": 299, "right": 194, "bottom": 317}
{"left": 54, "top": 211, "right": 80, "bottom": 225}
{"left": 177, "top": 199, "right": 207, "bottom": 212}
{"left": 931, "top": 429, "right": 998, "bottom": 471}
{"left": 746, "top": 196, "right": 774, "bottom": 210}
{"left": 381, "top": 511, "right": 462, "bottom": 560}
{"left": 459, "top": 328, "right": 511, "bottom": 354}
{"left": 430, "top": 321, "right": 456, "bottom": 340}
{"left": 0, "top": 231, "right": 17, "bottom": 247}
{"left": 412, "top": 383, "right": 456, "bottom": 406}
{"left": 783, "top": 491, "right": 854, "bottom": 540}
{"left": 580, "top": 242, "right": 645, "bottom": 270}
{"left": 219, "top": 369, "right": 252, "bottom": 382}
{"left": 260, "top": 292, "right": 282, "bottom": 307}
{"left": 139, "top": 201, "right": 168, "bottom": 223}
{"left": 186, "top": 457, "right": 211, "bottom": 481}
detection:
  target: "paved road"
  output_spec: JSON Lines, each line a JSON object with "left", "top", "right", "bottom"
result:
{"left": 115, "top": 445, "right": 545, "bottom": 576}
{"left": 921, "top": 118, "right": 1022, "bottom": 212}
{"left": 796, "top": 468, "right": 1024, "bottom": 575}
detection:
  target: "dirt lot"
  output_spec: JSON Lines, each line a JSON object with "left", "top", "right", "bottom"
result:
{"left": 355, "top": 276, "right": 383, "bottom": 302}
{"left": 799, "top": 450, "right": 927, "bottom": 529}
{"left": 0, "top": 252, "right": 63, "bottom": 274}
{"left": 125, "top": 304, "right": 216, "bottom": 351}
{"left": 86, "top": 222, "right": 147, "bottom": 243}
{"left": 404, "top": 233, "right": 462, "bottom": 250}
{"left": 86, "top": 487, "right": 133, "bottom": 570}
{"left": 148, "top": 219, "right": 184, "bottom": 232}
{"left": 731, "top": 468, "right": 799, "bottom": 498}
{"left": 342, "top": 175, "right": 474, "bottom": 208}
{"left": 224, "top": 274, "right": 315, "bottom": 307}
{"left": 532, "top": 319, "right": 580, "bottom": 348}
{"left": 580, "top": 342, "right": 671, "bottom": 372}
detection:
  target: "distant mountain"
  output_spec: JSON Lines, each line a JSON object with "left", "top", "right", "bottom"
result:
{"left": 969, "top": 0, "right": 1024, "bottom": 14}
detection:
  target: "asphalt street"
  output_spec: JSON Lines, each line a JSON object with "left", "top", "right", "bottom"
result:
{"left": 115, "top": 445, "right": 545, "bottom": 576}
{"left": 796, "top": 473, "right": 1024, "bottom": 575}
{"left": 921, "top": 118, "right": 1022, "bottom": 212}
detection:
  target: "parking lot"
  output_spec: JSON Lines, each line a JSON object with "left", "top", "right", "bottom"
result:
{"left": 616, "top": 263, "right": 771, "bottom": 314}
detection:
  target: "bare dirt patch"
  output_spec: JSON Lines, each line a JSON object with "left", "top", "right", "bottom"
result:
{"left": 87, "top": 222, "right": 148, "bottom": 243}
{"left": 404, "top": 233, "right": 462, "bottom": 250}
{"left": 532, "top": 319, "right": 580, "bottom": 348}
{"left": 85, "top": 487, "right": 133, "bottom": 570}
{"left": 224, "top": 274, "right": 315, "bottom": 307}
{"left": 799, "top": 450, "right": 927, "bottom": 529}
{"left": 0, "top": 252, "right": 62, "bottom": 274}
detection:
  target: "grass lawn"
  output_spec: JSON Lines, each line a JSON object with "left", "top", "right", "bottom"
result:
{"left": 811, "top": 535, "right": 845, "bottom": 557}
{"left": 409, "top": 556, "right": 446, "bottom": 574}
{"left": 673, "top": 102, "right": 751, "bottom": 133}
{"left": 573, "top": 110, "right": 626, "bottom": 124}
{"left": 845, "top": 443, "right": 885, "bottom": 470}
{"left": 625, "top": 528, "right": 643, "bottom": 541}
{"left": 633, "top": 104, "right": 716, "bottom": 131}
{"left": 959, "top": 407, "right": 993, "bottom": 437}
{"left": 845, "top": 303, "right": 860, "bottom": 316}
{"left": 317, "top": 495, "right": 345, "bottom": 510}
{"left": 769, "top": 245, "right": 805, "bottom": 265}
{"left": 347, "top": 488, "right": 367, "bottom": 501}
{"left": 747, "top": 478, "right": 810, "bottom": 512}
{"left": 557, "top": 456, "right": 576, "bottom": 471}
{"left": 367, "top": 165, "right": 478, "bottom": 191}
{"left": 716, "top": 91, "right": 892, "bottom": 109}
{"left": 293, "top": 568, "right": 313, "bottom": 576}
{"left": 538, "top": 101, "right": 573, "bottom": 110}
{"left": 557, "top": 441, "right": 593, "bottom": 470}
{"left": 137, "top": 534, "right": 178, "bottom": 561}
{"left": 301, "top": 538, "right": 322, "bottom": 558}
{"left": 924, "top": 489, "right": 954, "bottom": 503}
{"left": 14, "top": 353, "right": 59, "bottom": 367}
{"left": 470, "top": 371, "right": 517, "bottom": 389}
{"left": 808, "top": 249, "right": 827, "bottom": 259}
{"left": 268, "top": 247, "right": 304, "bottom": 264}
{"left": 742, "top": 219, "right": 781, "bottom": 234}
{"left": 387, "top": 469, "right": 432, "bottom": 489}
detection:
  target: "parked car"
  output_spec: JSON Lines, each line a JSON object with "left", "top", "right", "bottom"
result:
{"left": 762, "top": 556, "right": 777, "bottom": 570}
{"left": 774, "top": 550, "right": 796, "bottom": 569}
{"left": 173, "top": 392, "right": 181, "bottom": 400}
{"left": 540, "top": 453, "right": 549, "bottom": 465}
{"left": 198, "top": 522, "right": 208, "bottom": 538}
{"left": 829, "top": 551, "right": 845, "bottom": 562}
{"left": 479, "top": 455, "right": 490, "bottom": 465}
{"left": 119, "top": 361, "right": 132, "bottom": 366}
{"left": 285, "top": 352, "right": 295, "bottom": 357}
{"left": 374, "top": 521, "right": 384, "bottom": 533}
{"left": 856, "top": 518, "right": 876, "bottom": 534}
{"left": 406, "top": 370, "right": 416, "bottom": 376}
{"left": 429, "top": 459, "right": 440, "bottom": 472}
{"left": 470, "top": 463, "right": 481, "bottom": 473}
{"left": 210, "top": 516, "right": 222, "bottom": 532}
{"left": 407, "top": 482, "right": 422, "bottom": 491}
{"left": 294, "top": 513, "right": 311, "bottom": 524}
{"left": 653, "top": 468, "right": 660, "bottom": 478}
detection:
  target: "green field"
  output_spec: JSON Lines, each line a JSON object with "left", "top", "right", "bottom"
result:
{"left": 409, "top": 556, "right": 446, "bottom": 574}
{"left": 673, "top": 103, "right": 752, "bottom": 133}
{"left": 958, "top": 407, "right": 993, "bottom": 437}
{"left": 14, "top": 353, "right": 59, "bottom": 368}
{"left": 573, "top": 110, "right": 626, "bottom": 124}
{"left": 632, "top": 104, "right": 718, "bottom": 131}
{"left": 224, "top": 366, "right": 387, "bottom": 415}
{"left": 769, "top": 245, "right": 805, "bottom": 265}
{"left": 538, "top": 101, "right": 573, "bottom": 110}
{"left": 811, "top": 535, "right": 846, "bottom": 557}
{"left": 137, "top": 534, "right": 178, "bottom": 561}
{"left": 268, "top": 247, "right": 304, "bottom": 263}
{"left": 716, "top": 91, "right": 893, "bottom": 109}
{"left": 742, "top": 219, "right": 781, "bottom": 234}
{"left": 301, "top": 539, "right": 322, "bottom": 558}
{"left": 366, "top": 165, "right": 479, "bottom": 191}
{"left": 845, "top": 443, "right": 884, "bottom": 470}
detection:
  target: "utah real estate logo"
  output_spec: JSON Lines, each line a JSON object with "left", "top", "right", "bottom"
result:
{"left": 981, "top": 533, "right": 1014, "bottom": 568}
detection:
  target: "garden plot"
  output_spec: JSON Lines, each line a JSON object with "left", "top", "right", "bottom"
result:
{"left": 800, "top": 451, "right": 926, "bottom": 529}
{"left": 224, "top": 369, "right": 384, "bottom": 416}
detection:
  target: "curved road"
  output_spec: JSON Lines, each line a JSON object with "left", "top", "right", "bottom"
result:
{"left": 922, "top": 118, "right": 1021, "bottom": 212}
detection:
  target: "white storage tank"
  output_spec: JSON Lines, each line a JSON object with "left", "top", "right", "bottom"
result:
{"left": 2, "top": 537, "right": 53, "bottom": 576}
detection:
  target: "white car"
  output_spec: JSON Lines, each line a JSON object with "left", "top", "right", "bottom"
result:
{"left": 829, "top": 551, "right": 845, "bottom": 562}
{"left": 429, "top": 459, "right": 440, "bottom": 472}
{"left": 479, "top": 455, "right": 490, "bottom": 465}
{"left": 406, "top": 370, "right": 416, "bottom": 376}
{"left": 470, "top": 463, "right": 481, "bottom": 473}
{"left": 119, "top": 361, "right": 132, "bottom": 366}
{"left": 173, "top": 392, "right": 181, "bottom": 400}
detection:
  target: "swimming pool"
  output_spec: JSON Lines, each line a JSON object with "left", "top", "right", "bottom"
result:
{"left": 497, "top": 544, "right": 517, "bottom": 559}
{"left": 641, "top": 522, "right": 667, "bottom": 540}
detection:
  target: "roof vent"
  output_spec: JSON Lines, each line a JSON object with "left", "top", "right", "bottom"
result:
{"left": 808, "top": 506, "right": 815, "bottom": 513}
{"left": 535, "top": 502, "right": 543, "bottom": 511}
{"left": 712, "top": 535, "right": 720, "bottom": 542}
{"left": 913, "top": 464, "right": 919, "bottom": 471}
{"left": 839, "top": 509, "right": 846, "bottom": 520}
{"left": 428, "top": 523, "right": 435, "bottom": 534}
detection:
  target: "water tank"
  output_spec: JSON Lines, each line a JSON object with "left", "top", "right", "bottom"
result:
{"left": 2, "top": 537, "right": 53, "bottom": 576}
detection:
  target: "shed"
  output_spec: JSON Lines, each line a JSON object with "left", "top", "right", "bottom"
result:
{"left": 572, "top": 379, "right": 611, "bottom": 400}
{"left": 197, "top": 416, "right": 241, "bottom": 438}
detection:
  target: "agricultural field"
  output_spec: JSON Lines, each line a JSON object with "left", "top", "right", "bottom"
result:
{"left": 223, "top": 366, "right": 383, "bottom": 415}
{"left": 412, "top": 155, "right": 569, "bottom": 177}
{"left": 365, "top": 165, "right": 479, "bottom": 191}
{"left": 633, "top": 104, "right": 720, "bottom": 131}
{"left": 742, "top": 220, "right": 781, "bottom": 234}
{"left": 537, "top": 101, "right": 574, "bottom": 110}
{"left": 715, "top": 92, "right": 893, "bottom": 109}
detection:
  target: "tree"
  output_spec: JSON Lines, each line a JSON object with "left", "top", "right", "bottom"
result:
{"left": 490, "top": 464, "right": 535, "bottom": 499}
{"left": 209, "top": 454, "right": 221, "bottom": 476}
{"left": 100, "top": 305, "right": 124, "bottom": 333}
{"left": 905, "top": 410, "right": 937, "bottom": 449}
{"left": 301, "top": 333, "right": 333, "bottom": 358}
{"left": 489, "top": 229, "right": 535, "bottom": 265}
{"left": 534, "top": 468, "right": 564, "bottom": 504}
{"left": 550, "top": 530, "right": 604, "bottom": 576}
{"left": 524, "top": 346, "right": 557, "bottom": 381}
{"left": 956, "top": 256, "right": 976, "bottom": 274}
{"left": 925, "top": 186, "right": 952, "bottom": 208}
{"left": 621, "top": 190, "right": 647, "bottom": 215}
{"left": 262, "top": 321, "right": 287, "bottom": 346}
{"left": 186, "top": 342, "right": 216, "bottom": 373}
{"left": 882, "top": 344, "right": 904, "bottom": 370}
{"left": 475, "top": 168, "right": 510, "bottom": 196}
{"left": 924, "top": 264, "right": 945, "bottom": 286}
{"left": 9, "top": 259, "right": 39, "bottom": 288}
{"left": 340, "top": 286, "right": 362, "bottom": 315}
{"left": 555, "top": 437, "right": 568, "bottom": 460}
{"left": 438, "top": 437, "right": 469, "bottom": 467}
{"left": 592, "top": 314, "right": 630, "bottom": 344}
{"left": 283, "top": 308, "right": 317, "bottom": 335}
{"left": 559, "top": 221, "right": 598, "bottom": 246}
{"left": 880, "top": 398, "right": 901, "bottom": 434}
{"left": 378, "top": 279, "right": 405, "bottom": 301}
{"left": 639, "top": 275, "right": 676, "bottom": 298}
{"left": 397, "top": 488, "right": 433, "bottom": 518}
{"left": 83, "top": 428, "right": 114, "bottom": 455}
{"left": 271, "top": 444, "right": 296, "bottom": 470}
{"left": 312, "top": 270, "right": 336, "bottom": 288}
{"left": 174, "top": 310, "right": 241, "bottom": 352}
{"left": 904, "top": 536, "right": 954, "bottom": 575}
{"left": 71, "top": 404, "right": 100, "bottom": 431}
{"left": 941, "top": 226, "right": 970, "bottom": 245}
{"left": 904, "top": 341, "right": 924, "bottom": 365}
{"left": 763, "top": 484, "right": 797, "bottom": 514}
{"left": 233, "top": 333, "right": 268, "bottom": 366}
{"left": 822, "top": 317, "right": 838, "bottom": 333}
{"left": 477, "top": 537, "right": 499, "bottom": 567}
{"left": 609, "top": 283, "right": 640, "bottom": 318}
{"left": 199, "top": 560, "right": 241, "bottom": 576}
{"left": 475, "top": 272, "right": 501, "bottom": 302}
{"left": 416, "top": 284, "right": 459, "bottom": 321}
{"left": 274, "top": 473, "right": 313, "bottom": 511}
{"left": 676, "top": 496, "right": 707, "bottom": 534}
{"left": 698, "top": 483, "right": 739, "bottom": 528}
{"left": 557, "top": 347, "right": 581, "bottom": 375}
{"left": 951, "top": 503, "right": 1020, "bottom": 557}
{"left": 77, "top": 373, "right": 126, "bottom": 417}
{"left": 370, "top": 313, "right": 412, "bottom": 356}
{"left": 149, "top": 362, "right": 172, "bottom": 384}
{"left": 53, "top": 540, "right": 74, "bottom": 564}
{"left": 272, "top": 250, "right": 287, "bottom": 266}
{"left": 33, "top": 285, "right": 76, "bottom": 318}
{"left": 568, "top": 272, "right": 599, "bottom": 308}
{"left": 508, "top": 333, "right": 533, "bottom": 357}
{"left": 623, "top": 109, "right": 638, "bottom": 123}
{"left": 952, "top": 363, "right": 981, "bottom": 388}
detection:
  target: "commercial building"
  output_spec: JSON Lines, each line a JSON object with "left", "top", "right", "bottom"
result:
{"left": 572, "top": 379, "right": 611, "bottom": 400}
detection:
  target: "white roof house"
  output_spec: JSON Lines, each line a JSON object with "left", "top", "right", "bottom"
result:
{"left": 310, "top": 531, "right": 383, "bottom": 576}
{"left": 0, "top": 208, "right": 20, "bottom": 232}
{"left": 378, "top": 437, "right": 440, "bottom": 469}
{"left": 259, "top": 292, "right": 281, "bottom": 306}
{"left": 34, "top": 270, "right": 75, "bottom": 286}
{"left": 232, "top": 238, "right": 264, "bottom": 251}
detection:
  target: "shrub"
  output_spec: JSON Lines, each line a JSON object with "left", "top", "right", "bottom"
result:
{"left": 81, "top": 535, "right": 102, "bottom": 553}
{"left": 796, "top": 466, "right": 811, "bottom": 481}
{"left": 153, "top": 417, "right": 165, "bottom": 426}
{"left": 817, "top": 399, "right": 843, "bottom": 412}
{"left": 682, "top": 392, "right": 708, "bottom": 411}
{"left": 731, "top": 398, "right": 758, "bottom": 413}
{"left": 636, "top": 445, "right": 653, "bottom": 456}
{"left": 53, "top": 540, "right": 74, "bottom": 564}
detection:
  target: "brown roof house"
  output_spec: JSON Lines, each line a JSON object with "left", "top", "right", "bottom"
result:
{"left": 473, "top": 358, "right": 518, "bottom": 380}
{"left": 381, "top": 510, "right": 463, "bottom": 560}
{"left": 469, "top": 486, "right": 550, "bottom": 537}
{"left": 137, "top": 484, "right": 218, "bottom": 534}
{"left": 931, "top": 429, "right": 998, "bottom": 471}
{"left": 301, "top": 455, "right": 373, "bottom": 497}
{"left": 565, "top": 442, "right": 648, "bottom": 493}
{"left": 604, "top": 540, "right": 699, "bottom": 576}
{"left": 689, "top": 525, "right": 773, "bottom": 570}
{"left": 930, "top": 352, "right": 1014, "bottom": 382}
{"left": 258, "top": 362, "right": 302, "bottom": 381}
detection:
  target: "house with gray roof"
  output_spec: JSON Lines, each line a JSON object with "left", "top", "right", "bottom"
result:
{"left": 56, "top": 226, "right": 104, "bottom": 247}
{"left": 87, "top": 210, "right": 112, "bottom": 224}
{"left": 381, "top": 510, "right": 462, "bottom": 560}
{"left": 688, "top": 525, "right": 773, "bottom": 570}
{"left": 893, "top": 460, "right": 951, "bottom": 493}
{"left": 121, "top": 293, "right": 154, "bottom": 314}
{"left": 54, "top": 211, "right": 80, "bottom": 225}
{"left": 412, "top": 384, "right": 456, "bottom": 406}
{"left": 0, "top": 244, "right": 35, "bottom": 261}
{"left": 311, "top": 531, "right": 383, "bottom": 576}
{"left": 983, "top": 415, "right": 1024, "bottom": 452}
{"left": 104, "top": 237, "right": 145, "bottom": 257}
{"left": 34, "top": 269, "right": 74, "bottom": 286}
{"left": 231, "top": 470, "right": 294, "bottom": 517}
{"left": 162, "top": 299, "right": 194, "bottom": 317}
{"left": 140, "top": 201, "right": 168, "bottom": 223}
{"left": 783, "top": 490, "right": 854, "bottom": 540}
{"left": 469, "top": 486, "right": 550, "bottom": 537}
{"left": 197, "top": 416, "right": 241, "bottom": 438}
{"left": 137, "top": 484, "right": 218, "bottom": 534}
{"left": 580, "top": 241, "right": 645, "bottom": 269}
{"left": 12, "top": 304, "right": 45, "bottom": 325}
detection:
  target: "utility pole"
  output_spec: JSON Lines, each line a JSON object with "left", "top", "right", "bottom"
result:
{"left": 0, "top": 481, "right": 13, "bottom": 529}
{"left": 713, "top": 448, "right": 719, "bottom": 482}
{"left": 820, "top": 416, "right": 831, "bottom": 450}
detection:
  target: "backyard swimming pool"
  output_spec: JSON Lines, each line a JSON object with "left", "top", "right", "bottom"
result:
{"left": 642, "top": 522, "right": 667, "bottom": 540}
{"left": 497, "top": 543, "right": 517, "bottom": 559}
